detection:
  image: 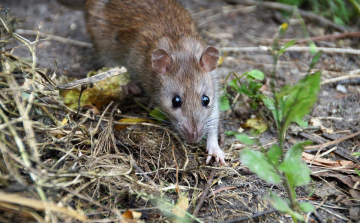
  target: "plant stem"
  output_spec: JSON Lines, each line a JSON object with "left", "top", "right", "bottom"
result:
{"left": 293, "top": 216, "right": 299, "bottom": 223}
{"left": 270, "top": 29, "right": 299, "bottom": 215}
{"left": 283, "top": 174, "right": 297, "bottom": 209}
{"left": 349, "top": 0, "right": 360, "bottom": 14}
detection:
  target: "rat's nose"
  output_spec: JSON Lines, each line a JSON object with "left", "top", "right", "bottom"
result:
{"left": 183, "top": 124, "right": 203, "bottom": 143}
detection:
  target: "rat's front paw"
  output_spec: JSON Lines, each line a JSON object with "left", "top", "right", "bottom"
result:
{"left": 206, "top": 144, "right": 226, "bottom": 165}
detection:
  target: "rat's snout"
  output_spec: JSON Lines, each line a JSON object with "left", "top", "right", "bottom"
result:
{"left": 182, "top": 123, "right": 203, "bottom": 143}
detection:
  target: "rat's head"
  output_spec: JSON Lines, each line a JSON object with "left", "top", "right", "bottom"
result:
{"left": 151, "top": 46, "right": 219, "bottom": 143}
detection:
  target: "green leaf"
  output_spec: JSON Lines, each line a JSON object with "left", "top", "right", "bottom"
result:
{"left": 278, "top": 40, "right": 296, "bottom": 55}
{"left": 308, "top": 51, "right": 323, "bottom": 71}
{"left": 150, "top": 108, "right": 168, "bottom": 121}
{"left": 240, "top": 149, "right": 281, "bottom": 184}
{"left": 295, "top": 119, "right": 308, "bottom": 127}
{"left": 276, "top": 72, "right": 321, "bottom": 131}
{"left": 299, "top": 202, "right": 315, "bottom": 213}
{"left": 225, "top": 131, "right": 238, "bottom": 136}
{"left": 309, "top": 42, "right": 317, "bottom": 55}
{"left": 334, "top": 16, "right": 345, "bottom": 25}
{"left": 249, "top": 81, "right": 263, "bottom": 95}
{"left": 290, "top": 210, "right": 306, "bottom": 221}
{"left": 279, "top": 141, "right": 312, "bottom": 187}
{"left": 219, "top": 95, "right": 230, "bottom": 111}
{"left": 259, "top": 95, "right": 281, "bottom": 126}
{"left": 248, "top": 70, "right": 265, "bottom": 81}
{"left": 260, "top": 95, "right": 275, "bottom": 110}
{"left": 235, "top": 134, "right": 255, "bottom": 145}
{"left": 265, "top": 193, "right": 305, "bottom": 221}
{"left": 240, "top": 84, "right": 253, "bottom": 97}
{"left": 355, "top": 169, "right": 360, "bottom": 177}
{"left": 267, "top": 145, "right": 281, "bottom": 165}
{"left": 249, "top": 101, "right": 258, "bottom": 110}
{"left": 229, "top": 78, "right": 241, "bottom": 92}
{"left": 265, "top": 192, "right": 290, "bottom": 213}
{"left": 351, "top": 152, "right": 360, "bottom": 156}
{"left": 283, "top": 141, "right": 312, "bottom": 163}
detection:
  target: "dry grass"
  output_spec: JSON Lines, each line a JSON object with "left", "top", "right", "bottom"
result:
{"left": 0, "top": 12, "right": 243, "bottom": 222}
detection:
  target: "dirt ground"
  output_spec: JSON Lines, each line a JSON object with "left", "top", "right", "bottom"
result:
{"left": 1, "top": 0, "right": 359, "bottom": 222}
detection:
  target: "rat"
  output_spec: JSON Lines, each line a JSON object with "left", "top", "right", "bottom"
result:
{"left": 58, "top": 0, "right": 226, "bottom": 165}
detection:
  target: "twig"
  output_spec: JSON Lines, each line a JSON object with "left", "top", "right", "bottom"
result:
{"left": 299, "top": 132, "right": 357, "bottom": 162}
{"left": 92, "top": 101, "right": 114, "bottom": 137}
{"left": 0, "top": 117, "right": 23, "bottom": 131}
{"left": 282, "top": 31, "right": 360, "bottom": 44}
{"left": 55, "top": 67, "right": 127, "bottom": 89}
{"left": 38, "top": 105, "right": 61, "bottom": 126}
{"left": 131, "top": 159, "right": 160, "bottom": 192}
{"left": 320, "top": 74, "right": 360, "bottom": 85}
{"left": 229, "top": 0, "right": 347, "bottom": 32}
{"left": 0, "top": 192, "right": 87, "bottom": 221}
{"left": 220, "top": 46, "right": 360, "bottom": 55}
{"left": 61, "top": 187, "right": 114, "bottom": 213}
{"left": 51, "top": 147, "right": 76, "bottom": 170}
{"left": 304, "top": 130, "right": 360, "bottom": 149}
{"left": 311, "top": 211, "right": 327, "bottom": 223}
{"left": 4, "top": 65, "right": 48, "bottom": 212}
{"left": 15, "top": 29, "right": 93, "bottom": 48}
{"left": 318, "top": 206, "right": 350, "bottom": 221}
{"left": 192, "top": 168, "right": 216, "bottom": 217}
{"left": 208, "top": 186, "right": 237, "bottom": 198}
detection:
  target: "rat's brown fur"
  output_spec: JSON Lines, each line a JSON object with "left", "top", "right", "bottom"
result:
{"left": 59, "top": 0, "right": 226, "bottom": 165}
{"left": 85, "top": 0, "right": 205, "bottom": 96}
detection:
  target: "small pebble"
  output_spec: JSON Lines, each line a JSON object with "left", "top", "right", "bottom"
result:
{"left": 70, "top": 23, "right": 77, "bottom": 30}
{"left": 336, "top": 84, "right": 347, "bottom": 93}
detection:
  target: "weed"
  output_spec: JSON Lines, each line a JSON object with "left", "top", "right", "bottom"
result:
{"left": 277, "top": 0, "right": 360, "bottom": 25}
{"left": 221, "top": 21, "right": 322, "bottom": 222}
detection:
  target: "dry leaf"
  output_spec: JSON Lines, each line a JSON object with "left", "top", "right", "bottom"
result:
{"left": 302, "top": 152, "right": 354, "bottom": 168}
{"left": 115, "top": 118, "right": 155, "bottom": 130}
{"left": 122, "top": 210, "right": 133, "bottom": 220}
{"left": 59, "top": 68, "right": 130, "bottom": 110}
{"left": 309, "top": 117, "right": 333, "bottom": 134}
{"left": 242, "top": 117, "right": 268, "bottom": 133}
{"left": 302, "top": 152, "right": 339, "bottom": 167}
{"left": 339, "top": 160, "right": 354, "bottom": 167}
{"left": 217, "top": 52, "right": 227, "bottom": 66}
{"left": 121, "top": 209, "right": 143, "bottom": 223}
{"left": 313, "top": 172, "right": 360, "bottom": 189}
{"left": 172, "top": 194, "right": 189, "bottom": 221}
{"left": 60, "top": 117, "right": 68, "bottom": 126}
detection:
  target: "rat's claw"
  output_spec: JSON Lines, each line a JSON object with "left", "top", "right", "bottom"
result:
{"left": 206, "top": 144, "right": 226, "bottom": 166}
{"left": 206, "top": 155, "right": 212, "bottom": 164}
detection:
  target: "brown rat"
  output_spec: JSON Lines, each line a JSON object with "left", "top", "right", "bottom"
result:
{"left": 60, "top": 0, "right": 225, "bottom": 165}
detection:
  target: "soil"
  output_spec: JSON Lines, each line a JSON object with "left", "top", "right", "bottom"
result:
{"left": 1, "top": 0, "right": 359, "bottom": 222}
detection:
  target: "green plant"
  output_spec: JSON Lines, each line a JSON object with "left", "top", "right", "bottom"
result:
{"left": 275, "top": 0, "right": 360, "bottom": 25}
{"left": 221, "top": 22, "right": 322, "bottom": 222}
{"left": 220, "top": 69, "right": 265, "bottom": 111}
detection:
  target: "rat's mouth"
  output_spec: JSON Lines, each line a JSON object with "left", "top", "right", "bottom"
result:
{"left": 175, "top": 121, "right": 205, "bottom": 143}
{"left": 182, "top": 129, "right": 205, "bottom": 143}
{"left": 184, "top": 135, "right": 202, "bottom": 143}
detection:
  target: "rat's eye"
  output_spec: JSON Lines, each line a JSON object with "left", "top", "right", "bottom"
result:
{"left": 201, "top": 95, "right": 210, "bottom": 107}
{"left": 172, "top": 95, "right": 182, "bottom": 108}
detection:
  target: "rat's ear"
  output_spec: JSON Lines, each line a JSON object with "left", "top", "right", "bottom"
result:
{"left": 152, "top": 49, "right": 173, "bottom": 75}
{"left": 200, "top": 46, "right": 219, "bottom": 72}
